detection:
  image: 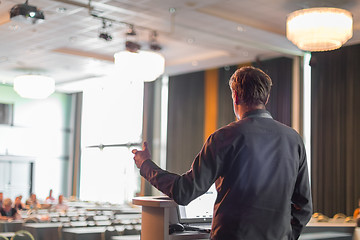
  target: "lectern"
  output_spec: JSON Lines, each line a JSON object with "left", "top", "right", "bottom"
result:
{"left": 133, "top": 196, "right": 210, "bottom": 240}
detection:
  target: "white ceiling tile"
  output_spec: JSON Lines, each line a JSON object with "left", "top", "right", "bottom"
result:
{"left": 0, "top": 0, "right": 359, "bottom": 89}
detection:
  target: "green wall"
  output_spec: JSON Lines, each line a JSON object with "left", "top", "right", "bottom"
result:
{"left": 0, "top": 84, "right": 72, "bottom": 199}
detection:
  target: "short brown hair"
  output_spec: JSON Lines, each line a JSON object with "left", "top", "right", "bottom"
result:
{"left": 229, "top": 66, "right": 272, "bottom": 106}
{"left": 3, "top": 198, "right": 12, "bottom": 207}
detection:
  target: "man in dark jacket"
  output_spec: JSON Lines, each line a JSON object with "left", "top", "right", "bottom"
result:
{"left": 132, "top": 66, "right": 312, "bottom": 239}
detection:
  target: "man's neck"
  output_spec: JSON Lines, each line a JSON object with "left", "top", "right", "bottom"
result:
{"left": 236, "top": 104, "right": 265, "bottom": 120}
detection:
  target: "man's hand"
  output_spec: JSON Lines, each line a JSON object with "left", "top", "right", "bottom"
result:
{"left": 132, "top": 141, "right": 151, "bottom": 169}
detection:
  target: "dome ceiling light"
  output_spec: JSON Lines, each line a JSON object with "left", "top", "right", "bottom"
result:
{"left": 286, "top": 7, "right": 353, "bottom": 52}
{"left": 13, "top": 75, "right": 55, "bottom": 99}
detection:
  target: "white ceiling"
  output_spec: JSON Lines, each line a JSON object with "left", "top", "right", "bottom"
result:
{"left": 0, "top": 0, "right": 360, "bottom": 93}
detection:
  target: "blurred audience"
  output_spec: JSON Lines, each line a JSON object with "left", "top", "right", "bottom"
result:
{"left": 354, "top": 198, "right": 360, "bottom": 219}
{"left": 26, "top": 193, "right": 41, "bottom": 209}
{"left": 54, "top": 195, "right": 68, "bottom": 212}
{"left": 13, "top": 196, "right": 25, "bottom": 210}
{"left": 0, "top": 192, "right": 3, "bottom": 207}
{"left": 0, "top": 198, "right": 20, "bottom": 220}
{"left": 45, "top": 189, "right": 55, "bottom": 203}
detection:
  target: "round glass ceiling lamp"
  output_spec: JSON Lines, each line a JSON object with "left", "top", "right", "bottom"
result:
{"left": 286, "top": 7, "right": 353, "bottom": 52}
{"left": 13, "top": 75, "right": 55, "bottom": 99}
{"left": 114, "top": 50, "right": 165, "bottom": 82}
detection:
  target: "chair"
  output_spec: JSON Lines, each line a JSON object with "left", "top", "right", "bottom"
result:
{"left": 85, "top": 216, "right": 94, "bottom": 221}
{"left": 10, "top": 230, "right": 34, "bottom": 240}
{"left": 105, "top": 226, "right": 119, "bottom": 240}
{"left": 332, "top": 213, "right": 347, "bottom": 223}
{"left": 0, "top": 235, "right": 9, "bottom": 240}
{"left": 123, "top": 225, "right": 140, "bottom": 235}
{"left": 317, "top": 215, "right": 330, "bottom": 222}
{"left": 333, "top": 213, "right": 347, "bottom": 219}
{"left": 312, "top": 212, "right": 323, "bottom": 218}
{"left": 96, "top": 220, "right": 112, "bottom": 226}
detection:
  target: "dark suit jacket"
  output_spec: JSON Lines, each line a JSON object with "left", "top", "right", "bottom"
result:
{"left": 140, "top": 109, "right": 312, "bottom": 240}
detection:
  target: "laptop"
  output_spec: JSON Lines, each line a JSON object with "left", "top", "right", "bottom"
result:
{"left": 177, "top": 184, "right": 217, "bottom": 232}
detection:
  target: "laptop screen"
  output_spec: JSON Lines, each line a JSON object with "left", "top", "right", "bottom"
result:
{"left": 178, "top": 184, "right": 217, "bottom": 223}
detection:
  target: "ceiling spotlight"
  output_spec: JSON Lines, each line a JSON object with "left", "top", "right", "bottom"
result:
{"left": 125, "top": 25, "right": 141, "bottom": 52}
{"left": 98, "top": 19, "right": 112, "bottom": 41}
{"left": 126, "top": 24, "right": 136, "bottom": 36}
{"left": 99, "top": 32, "right": 112, "bottom": 41}
{"left": 149, "top": 31, "right": 162, "bottom": 51}
{"left": 10, "top": 0, "right": 44, "bottom": 24}
{"left": 125, "top": 41, "right": 141, "bottom": 53}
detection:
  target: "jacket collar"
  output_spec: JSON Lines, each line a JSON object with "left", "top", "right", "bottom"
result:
{"left": 242, "top": 109, "right": 272, "bottom": 119}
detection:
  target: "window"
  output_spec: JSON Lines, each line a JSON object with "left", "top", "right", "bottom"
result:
{"left": 303, "top": 53, "right": 311, "bottom": 175}
{"left": 79, "top": 77, "right": 144, "bottom": 203}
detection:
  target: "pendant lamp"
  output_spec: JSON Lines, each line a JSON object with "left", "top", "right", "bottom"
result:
{"left": 114, "top": 50, "right": 165, "bottom": 82}
{"left": 14, "top": 75, "right": 55, "bottom": 99}
{"left": 286, "top": 7, "right": 353, "bottom": 51}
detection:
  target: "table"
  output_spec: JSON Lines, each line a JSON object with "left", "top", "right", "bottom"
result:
{"left": 299, "top": 231, "right": 352, "bottom": 239}
{"left": 111, "top": 236, "right": 140, "bottom": 240}
{"left": 169, "top": 231, "right": 209, "bottom": 240}
{"left": 0, "top": 221, "right": 23, "bottom": 232}
{"left": 303, "top": 222, "right": 356, "bottom": 234}
{"left": 23, "top": 222, "right": 62, "bottom": 240}
{"left": 62, "top": 227, "right": 106, "bottom": 240}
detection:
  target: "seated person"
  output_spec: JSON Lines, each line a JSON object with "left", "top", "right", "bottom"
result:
{"left": 13, "top": 196, "right": 25, "bottom": 210}
{"left": 0, "top": 198, "right": 20, "bottom": 220}
{"left": 54, "top": 195, "right": 68, "bottom": 212}
{"left": 26, "top": 193, "right": 41, "bottom": 209}
{"left": 45, "top": 189, "right": 55, "bottom": 203}
{"left": 0, "top": 192, "right": 3, "bottom": 207}
{"left": 354, "top": 198, "right": 360, "bottom": 219}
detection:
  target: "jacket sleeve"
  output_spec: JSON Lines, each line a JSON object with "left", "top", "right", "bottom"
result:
{"left": 140, "top": 159, "right": 180, "bottom": 198}
{"left": 140, "top": 133, "right": 223, "bottom": 205}
{"left": 291, "top": 144, "right": 313, "bottom": 239}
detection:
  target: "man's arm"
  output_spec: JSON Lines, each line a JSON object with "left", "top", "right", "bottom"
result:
{"left": 139, "top": 159, "right": 181, "bottom": 199}
{"left": 132, "top": 142, "right": 187, "bottom": 203}
{"left": 291, "top": 148, "right": 313, "bottom": 239}
{"left": 132, "top": 137, "right": 221, "bottom": 205}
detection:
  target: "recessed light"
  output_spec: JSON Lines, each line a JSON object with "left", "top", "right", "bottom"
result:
{"left": 8, "top": 24, "right": 20, "bottom": 31}
{"left": 56, "top": 7, "right": 67, "bottom": 13}
{"left": 69, "top": 36, "right": 77, "bottom": 42}
{"left": 237, "top": 25, "right": 245, "bottom": 32}
{"left": 0, "top": 56, "right": 8, "bottom": 63}
{"left": 26, "top": 48, "right": 38, "bottom": 54}
{"left": 187, "top": 38, "right": 194, "bottom": 44}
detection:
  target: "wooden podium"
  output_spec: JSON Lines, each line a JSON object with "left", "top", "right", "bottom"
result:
{"left": 133, "top": 196, "right": 210, "bottom": 240}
